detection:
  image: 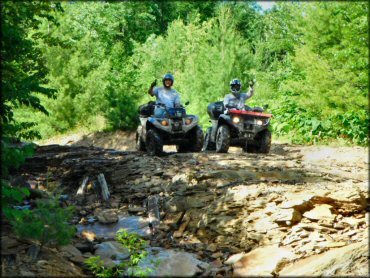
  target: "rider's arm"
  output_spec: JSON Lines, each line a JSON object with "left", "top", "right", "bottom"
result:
{"left": 174, "top": 93, "right": 182, "bottom": 107}
{"left": 246, "top": 81, "right": 254, "bottom": 99}
{"left": 223, "top": 95, "right": 230, "bottom": 107}
{"left": 148, "top": 80, "right": 157, "bottom": 96}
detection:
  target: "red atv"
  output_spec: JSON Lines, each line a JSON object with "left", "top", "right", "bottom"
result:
{"left": 203, "top": 101, "right": 272, "bottom": 153}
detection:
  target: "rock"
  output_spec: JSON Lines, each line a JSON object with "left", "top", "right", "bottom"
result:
{"left": 303, "top": 204, "right": 335, "bottom": 222}
{"left": 81, "top": 230, "right": 96, "bottom": 242}
{"left": 1, "top": 236, "right": 19, "bottom": 250}
{"left": 211, "top": 252, "right": 223, "bottom": 259}
{"left": 96, "top": 209, "right": 118, "bottom": 224}
{"left": 27, "top": 245, "right": 40, "bottom": 261}
{"left": 74, "top": 242, "right": 92, "bottom": 253}
{"left": 279, "top": 240, "right": 368, "bottom": 276}
{"left": 232, "top": 245, "right": 294, "bottom": 276}
{"left": 94, "top": 241, "right": 130, "bottom": 260}
{"left": 225, "top": 253, "right": 245, "bottom": 265}
{"left": 59, "top": 244, "right": 82, "bottom": 258}
{"left": 128, "top": 206, "right": 146, "bottom": 213}
{"left": 273, "top": 208, "right": 302, "bottom": 224}
{"left": 206, "top": 243, "right": 217, "bottom": 253}
{"left": 69, "top": 255, "right": 86, "bottom": 265}
{"left": 138, "top": 248, "right": 208, "bottom": 277}
{"left": 20, "top": 270, "right": 35, "bottom": 276}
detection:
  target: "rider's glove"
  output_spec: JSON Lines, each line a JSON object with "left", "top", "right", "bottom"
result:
{"left": 150, "top": 79, "right": 157, "bottom": 88}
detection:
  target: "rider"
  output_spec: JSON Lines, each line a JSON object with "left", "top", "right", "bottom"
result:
{"left": 223, "top": 79, "right": 254, "bottom": 111}
{"left": 148, "top": 73, "right": 182, "bottom": 118}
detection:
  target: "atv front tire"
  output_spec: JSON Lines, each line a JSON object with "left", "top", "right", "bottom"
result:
{"left": 177, "top": 126, "right": 204, "bottom": 153}
{"left": 216, "top": 125, "right": 230, "bottom": 153}
{"left": 189, "top": 126, "right": 204, "bottom": 152}
{"left": 203, "top": 127, "right": 216, "bottom": 151}
{"left": 256, "top": 130, "right": 271, "bottom": 153}
{"left": 146, "top": 129, "right": 163, "bottom": 156}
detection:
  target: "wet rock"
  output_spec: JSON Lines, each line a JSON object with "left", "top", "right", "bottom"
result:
{"left": 96, "top": 209, "right": 118, "bottom": 224}
{"left": 232, "top": 245, "right": 294, "bottom": 276}
{"left": 74, "top": 242, "right": 92, "bottom": 253}
{"left": 81, "top": 230, "right": 96, "bottom": 242}
{"left": 94, "top": 241, "right": 130, "bottom": 260}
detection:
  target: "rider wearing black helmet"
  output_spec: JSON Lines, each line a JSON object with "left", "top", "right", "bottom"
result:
{"left": 148, "top": 73, "right": 182, "bottom": 117}
{"left": 223, "top": 78, "right": 254, "bottom": 110}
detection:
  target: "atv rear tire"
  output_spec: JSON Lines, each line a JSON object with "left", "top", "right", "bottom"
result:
{"left": 216, "top": 125, "right": 230, "bottom": 153}
{"left": 136, "top": 130, "right": 146, "bottom": 151}
{"left": 203, "top": 127, "right": 216, "bottom": 151}
{"left": 146, "top": 129, "right": 163, "bottom": 156}
{"left": 242, "top": 143, "right": 257, "bottom": 153}
{"left": 256, "top": 130, "right": 271, "bottom": 153}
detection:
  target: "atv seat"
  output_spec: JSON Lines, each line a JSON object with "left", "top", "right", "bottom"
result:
{"left": 139, "top": 102, "right": 155, "bottom": 117}
{"left": 207, "top": 101, "right": 224, "bottom": 120}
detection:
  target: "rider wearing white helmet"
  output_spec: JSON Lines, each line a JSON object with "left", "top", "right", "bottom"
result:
{"left": 223, "top": 79, "right": 254, "bottom": 110}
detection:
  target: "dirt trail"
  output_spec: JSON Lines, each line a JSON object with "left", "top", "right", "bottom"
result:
{"left": 3, "top": 131, "right": 368, "bottom": 276}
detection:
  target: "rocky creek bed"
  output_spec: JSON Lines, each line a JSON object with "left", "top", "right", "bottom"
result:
{"left": 1, "top": 141, "right": 369, "bottom": 277}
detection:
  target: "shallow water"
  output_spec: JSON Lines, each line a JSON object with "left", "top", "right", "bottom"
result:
{"left": 76, "top": 215, "right": 151, "bottom": 238}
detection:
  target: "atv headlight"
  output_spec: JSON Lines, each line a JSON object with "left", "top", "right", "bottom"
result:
{"left": 232, "top": 117, "right": 240, "bottom": 124}
{"left": 256, "top": 119, "right": 263, "bottom": 126}
{"left": 185, "top": 117, "right": 193, "bottom": 125}
{"left": 161, "top": 119, "right": 168, "bottom": 126}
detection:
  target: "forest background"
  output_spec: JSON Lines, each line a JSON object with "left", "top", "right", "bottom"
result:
{"left": 2, "top": 0, "right": 369, "bottom": 146}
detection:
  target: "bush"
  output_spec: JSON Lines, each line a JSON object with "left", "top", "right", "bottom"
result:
{"left": 12, "top": 198, "right": 76, "bottom": 248}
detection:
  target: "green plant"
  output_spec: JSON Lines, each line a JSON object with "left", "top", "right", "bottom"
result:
{"left": 12, "top": 198, "right": 76, "bottom": 249}
{"left": 85, "top": 229, "right": 155, "bottom": 277}
{"left": 1, "top": 181, "right": 30, "bottom": 221}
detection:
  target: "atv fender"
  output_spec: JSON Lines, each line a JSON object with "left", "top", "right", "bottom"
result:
{"left": 211, "top": 115, "right": 234, "bottom": 142}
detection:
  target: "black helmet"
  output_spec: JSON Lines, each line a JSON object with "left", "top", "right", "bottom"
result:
{"left": 163, "top": 73, "right": 174, "bottom": 88}
{"left": 230, "top": 79, "right": 242, "bottom": 95}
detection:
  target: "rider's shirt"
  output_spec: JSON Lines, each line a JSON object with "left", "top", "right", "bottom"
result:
{"left": 153, "top": 87, "right": 181, "bottom": 108}
{"left": 223, "top": 87, "right": 254, "bottom": 110}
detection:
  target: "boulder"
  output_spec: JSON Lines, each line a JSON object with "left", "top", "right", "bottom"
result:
{"left": 232, "top": 245, "right": 294, "bottom": 276}
{"left": 279, "top": 240, "right": 368, "bottom": 276}
{"left": 138, "top": 248, "right": 208, "bottom": 277}
{"left": 94, "top": 241, "right": 130, "bottom": 260}
{"left": 59, "top": 244, "right": 82, "bottom": 258}
{"left": 273, "top": 208, "right": 302, "bottom": 224}
{"left": 96, "top": 209, "right": 118, "bottom": 224}
{"left": 303, "top": 204, "right": 335, "bottom": 222}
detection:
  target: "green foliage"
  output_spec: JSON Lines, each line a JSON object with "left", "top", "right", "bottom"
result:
{"left": 12, "top": 198, "right": 75, "bottom": 248}
{"left": 85, "top": 229, "right": 154, "bottom": 277}
{"left": 1, "top": 141, "right": 35, "bottom": 178}
{"left": 6, "top": 1, "right": 368, "bottom": 145}
{"left": 1, "top": 1, "right": 62, "bottom": 140}
{"left": 1, "top": 181, "right": 30, "bottom": 221}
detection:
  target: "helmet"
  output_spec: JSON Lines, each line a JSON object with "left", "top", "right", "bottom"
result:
{"left": 163, "top": 73, "right": 174, "bottom": 88}
{"left": 230, "top": 79, "right": 242, "bottom": 96}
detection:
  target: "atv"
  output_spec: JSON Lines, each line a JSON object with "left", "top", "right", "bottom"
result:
{"left": 136, "top": 101, "right": 203, "bottom": 155}
{"left": 203, "top": 101, "right": 272, "bottom": 153}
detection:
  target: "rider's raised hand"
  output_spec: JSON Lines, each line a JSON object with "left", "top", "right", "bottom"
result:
{"left": 151, "top": 79, "right": 157, "bottom": 88}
